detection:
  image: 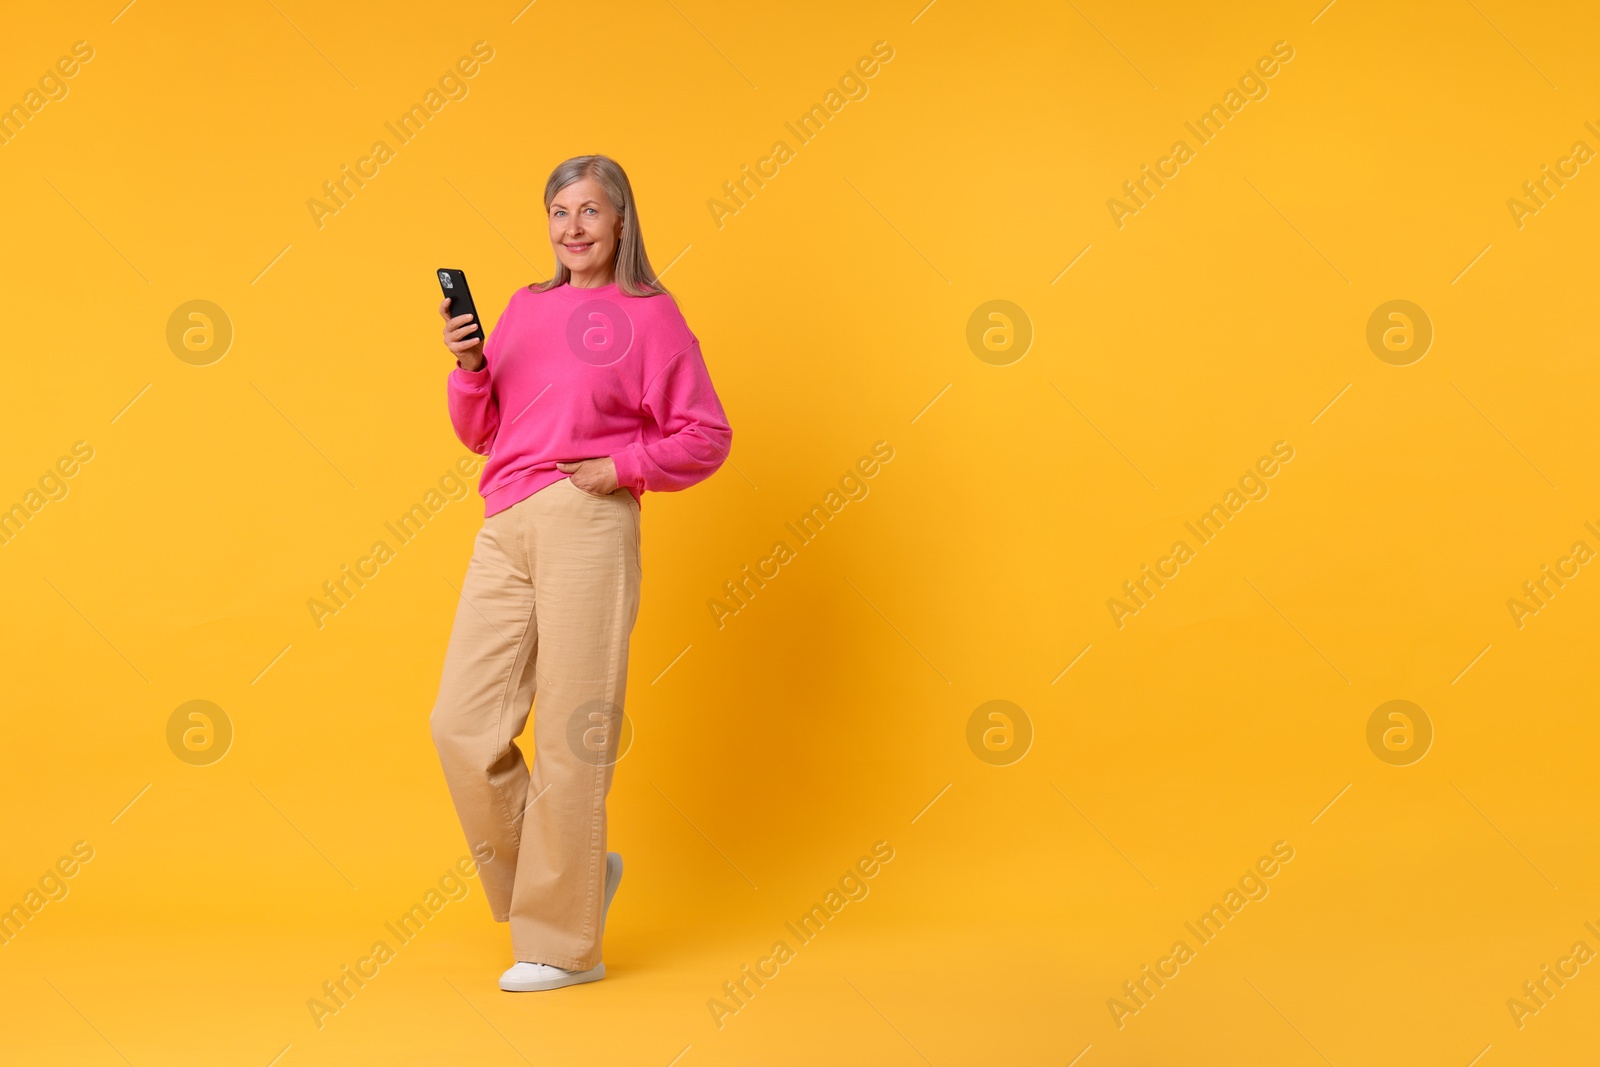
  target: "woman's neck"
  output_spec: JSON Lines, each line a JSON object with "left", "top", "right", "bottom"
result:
{"left": 569, "top": 266, "right": 616, "bottom": 289}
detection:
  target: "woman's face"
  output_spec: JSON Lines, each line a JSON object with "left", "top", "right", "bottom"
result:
{"left": 549, "top": 177, "right": 623, "bottom": 281}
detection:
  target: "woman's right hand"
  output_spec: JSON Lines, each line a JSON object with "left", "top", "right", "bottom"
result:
{"left": 440, "top": 298, "right": 486, "bottom": 372}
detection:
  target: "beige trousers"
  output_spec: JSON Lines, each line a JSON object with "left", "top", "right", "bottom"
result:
{"left": 430, "top": 475, "right": 641, "bottom": 970}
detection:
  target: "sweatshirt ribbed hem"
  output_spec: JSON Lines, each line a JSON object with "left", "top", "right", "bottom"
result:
{"left": 483, "top": 468, "right": 640, "bottom": 517}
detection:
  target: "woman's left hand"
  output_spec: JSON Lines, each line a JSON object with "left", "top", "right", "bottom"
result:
{"left": 557, "top": 457, "right": 621, "bottom": 495}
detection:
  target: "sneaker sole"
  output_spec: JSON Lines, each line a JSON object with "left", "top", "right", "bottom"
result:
{"left": 499, "top": 962, "right": 605, "bottom": 992}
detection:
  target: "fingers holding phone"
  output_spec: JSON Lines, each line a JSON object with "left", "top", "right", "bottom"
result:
{"left": 437, "top": 268, "right": 486, "bottom": 372}
{"left": 440, "top": 299, "right": 485, "bottom": 371}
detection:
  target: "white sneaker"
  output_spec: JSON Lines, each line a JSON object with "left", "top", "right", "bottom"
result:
{"left": 499, "top": 852, "right": 623, "bottom": 992}
{"left": 498, "top": 959, "right": 605, "bottom": 991}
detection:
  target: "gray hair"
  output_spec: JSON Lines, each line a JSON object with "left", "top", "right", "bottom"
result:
{"left": 530, "top": 155, "right": 668, "bottom": 298}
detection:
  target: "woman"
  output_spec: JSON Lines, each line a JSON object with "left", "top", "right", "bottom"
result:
{"left": 429, "top": 155, "right": 732, "bottom": 992}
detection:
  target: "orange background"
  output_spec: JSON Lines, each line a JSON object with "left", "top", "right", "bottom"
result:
{"left": 2, "top": 1, "right": 1598, "bottom": 1064}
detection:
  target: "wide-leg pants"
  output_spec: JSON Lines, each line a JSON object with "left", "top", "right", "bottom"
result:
{"left": 430, "top": 475, "right": 641, "bottom": 970}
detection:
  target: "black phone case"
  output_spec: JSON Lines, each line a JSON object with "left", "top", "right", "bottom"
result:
{"left": 436, "top": 268, "right": 485, "bottom": 343}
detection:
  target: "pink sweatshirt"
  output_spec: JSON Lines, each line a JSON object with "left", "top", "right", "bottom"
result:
{"left": 447, "top": 281, "right": 733, "bottom": 516}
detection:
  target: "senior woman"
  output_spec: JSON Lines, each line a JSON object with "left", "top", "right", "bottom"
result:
{"left": 429, "top": 155, "right": 732, "bottom": 992}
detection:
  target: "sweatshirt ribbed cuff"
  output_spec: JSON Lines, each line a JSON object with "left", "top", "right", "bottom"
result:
{"left": 611, "top": 445, "right": 645, "bottom": 492}
{"left": 451, "top": 364, "right": 491, "bottom": 391}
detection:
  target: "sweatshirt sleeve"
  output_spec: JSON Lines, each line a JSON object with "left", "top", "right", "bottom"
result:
{"left": 446, "top": 304, "right": 505, "bottom": 454}
{"left": 447, "top": 364, "right": 498, "bottom": 455}
{"left": 611, "top": 340, "right": 732, "bottom": 493}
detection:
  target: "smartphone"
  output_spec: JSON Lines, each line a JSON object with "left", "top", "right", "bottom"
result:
{"left": 436, "top": 268, "right": 485, "bottom": 344}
